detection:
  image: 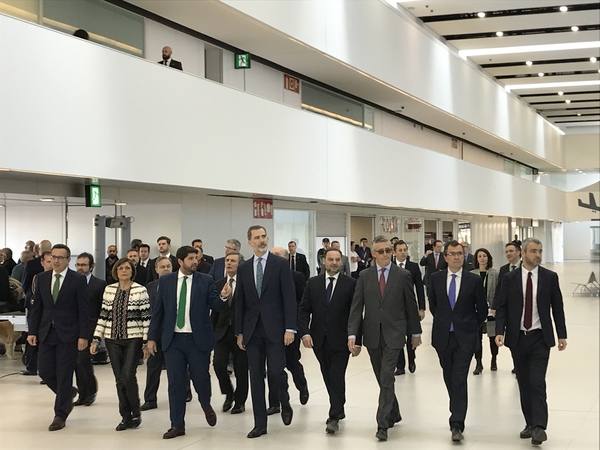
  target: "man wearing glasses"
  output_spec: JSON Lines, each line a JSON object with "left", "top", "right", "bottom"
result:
{"left": 348, "top": 236, "right": 422, "bottom": 441}
{"left": 209, "top": 239, "right": 242, "bottom": 282}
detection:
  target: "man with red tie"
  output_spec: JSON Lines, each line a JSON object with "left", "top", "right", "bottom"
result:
{"left": 495, "top": 238, "right": 567, "bottom": 447}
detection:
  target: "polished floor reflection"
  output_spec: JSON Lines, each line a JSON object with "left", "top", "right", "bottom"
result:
{"left": 0, "top": 262, "right": 598, "bottom": 449}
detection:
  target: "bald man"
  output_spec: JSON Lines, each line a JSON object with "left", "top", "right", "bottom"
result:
{"left": 158, "top": 46, "right": 183, "bottom": 70}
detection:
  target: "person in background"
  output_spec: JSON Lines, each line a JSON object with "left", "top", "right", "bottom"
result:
{"left": 349, "top": 241, "right": 359, "bottom": 279}
{"left": 138, "top": 244, "right": 151, "bottom": 270}
{"left": 209, "top": 239, "right": 242, "bottom": 282}
{"left": 316, "top": 238, "right": 330, "bottom": 274}
{"left": 12, "top": 250, "right": 33, "bottom": 282}
{"left": 73, "top": 29, "right": 89, "bottom": 40}
{"left": 287, "top": 240, "right": 310, "bottom": 281}
{"left": 512, "top": 234, "right": 522, "bottom": 247}
{"left": 192, "top": 241, "right": 212, "bottom": 274}
{"left": 0, "top": 248, "right": 17, "bottom": 275}
{"left": 130, "top": 239, "right": 142, "bottom": 251}
{"left": 470, "top": 248, "right": 498, "bottom": 375}
{"left": 356, "top": 238, "right": 372, "bottom": 272}
{"left": 330, "top": 241, "right": 351, "bottom": 276}
{"left": 147, "top": 236, "right": 179, "bottom": 281}
{"left": 127, "top": 248, "right": 148, "bottom": 286}
{"left": 105, "top": 244, "right": 119, "bottom": 285}
{"left": 23, "top": 240, "right": 52, "bottom": 294}
{"left": 191, "top": 239, "right": 214, "bottom": 266}
{"left": 462, "top": 243, "right": 476, "bottom": 272}
{"left": 158, "top": 46, "right": 183, "bottom": 70}
{"left": 420, "top": 239, "right": 447, "bottom": 296}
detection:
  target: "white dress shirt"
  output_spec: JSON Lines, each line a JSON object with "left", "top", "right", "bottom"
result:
{"left": 52, "top": 267, "right": 69, "bottom": 292}
{"left": 85, "top": 273, "right": 92, "bottom": 284}
{"left": 396, "top": 259, "right": 407, "bottom": 269}
{"left": 324, "top": 271, "right": 340, "bottom": 294}
{"left": 521, "top": 265, "right": 541, "bottom": 331}
{"left": 140, "top": 258, "right": 149, "bottom": 268}
{"left": 375, "top": 262, "right": 392, "bottom": 283}
{"left": 224, "top": 274, "right": 237, "bottom": 300}
{"left": 175, "top": 270, "right": 193, "bottom": 333}
{"left": 446, "top": 268, "right": 463, "bottom": 301}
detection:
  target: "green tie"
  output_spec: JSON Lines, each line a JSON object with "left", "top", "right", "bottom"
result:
{"left": 52, "top": 274, "right": 61, "bottom": 303}
{"left": 177, "top": 276, "right": 188, "bottom": 329}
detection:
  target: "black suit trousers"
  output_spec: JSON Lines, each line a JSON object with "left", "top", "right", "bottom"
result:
{"left": 314, "top": 341, "right": 350, "bottom": 420}
{"left": 510, "top": 331, "right": 550, "bottom": 429}
{"left": 38, "top": 328, "right": 78, "bottom": 419}
{"left": 75, "top": 348, "right": 97, "bottom": 400}
{"left": 435, "top": 332, "right": 473, "bottom": 431}
{"left": 268, "top": 337, "right": 307, "bottom": 406}
{"left": 144, "top": 346, "right": 164, "bottom": 404}
{"left": 397, "top": 333, "right": 416, "bottom": 370}
{"left": 213, "top": 333, "right": 249, "bottom": 405}
{"left": 106, "top": 338, "right": 142, "bottom": 420}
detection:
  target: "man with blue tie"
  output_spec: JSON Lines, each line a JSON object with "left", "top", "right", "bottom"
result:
{"left": 147, "top": 246, "right": 226, "bottom": 439}
{"left": 234, "top": 225, "right": 297, "bottom": 438}
{"left": 428, "top": 240, "right": 487, "bottom": 442}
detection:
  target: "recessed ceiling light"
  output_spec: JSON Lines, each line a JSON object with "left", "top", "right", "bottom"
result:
{"left": 558, "top": 91, "right": 564, "bottom": 95}
{"left": 571, "top": 26, "right": 579, "bottom": 32}
{"left": 565, "top": 99, "right": 571, "bottom": 103}
{"left": 504, "top": 79, "right": 600, "bottom": 91}
{"left": 477, "top": 12, "right": 486, "bottom": 18}
{"left": 526, "top": 60, "right": 533, "bottom": 66}
{"left": 591, "top": 57, "right": 598, "bottom": 63}
{"left": 40, "top": 198, "right": 54, "bottom": 202}
{"left": 496, "top": 31, "right": 504, "bottom": 37}
{"left": 559, "top": 6, "right": 568, "bottom": 12}
{"left": 538, "top": 72, "right": 545, "bottom": 77}
{"left": 459, "top": 41, "right": 600, "bottom": 58}
{"left": 577, "top": 113, "right": 582, "bottom": 116}
{"left": 115, "top": 202, "right": 127, "bottom": 206}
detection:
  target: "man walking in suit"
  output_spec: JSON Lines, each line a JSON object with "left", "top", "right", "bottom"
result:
{"left": 288, "top": 240, "right": 310, "bottom": 280}
{"left": 348, "top": 236, "right": 422, "bottom": 441}
{"left": 147, "top": 236, "right": 179, "bottom": 282}
{"left": 331, "top": 241, "right": 352, "bottom": 276}
{"left": 300, "top": 248, "right": 359, "bottom": 434}
{"left": 212, "top": 252, "right": 248, "bottom": 414}
{"left": 147, "top": 246, "right": 226, "bottom": 439}
{"left": 73, "top": 253, "right": 106, "bottom": 406}
{"left": 393, "top": 240, "right": 426, "bottom": 375}
{"left": 356, "top": 237, "right": 372, "bottom": 272}
{"left": 158, "top": 46, "right": 183, "bottom": 70}
{"left": 27, "top": 244, "right": 89, "bottom": 431}
{"left": 494, "top": 242, "right": 522, "bottom": 306}
{"left": 234, "top": 225, "right": 297, "bottom": 438}
{"left": 420, "top": 239, "right": 447, "bottom": 295}
{"left": 495, "top": 238, "right": 567, "bottom": 447}
{"left": 209, "top": 239, "right": 242, "bottom": 282}
{"left": 127, "top": 248, "right": 148, "bottom": 286}
{"left": 462, "top": 243, "right": 476, "bottom": 272}
{"left": 428, "top": 240, "right": 487, "bottom": 442}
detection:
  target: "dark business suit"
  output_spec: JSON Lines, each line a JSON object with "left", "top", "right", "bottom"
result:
{"left": 212, "top": 277, "right": 248, "bottom": 407}
{"left": 148, "top": 271, "right": 224, "bottom": 429}
{"left": 289, "top": 253, "right": 310, "bottom": 281}
{"left": 495, "top": 266, "right": 567, "bottom": 430}
{"left": 356, "top": 246, "right": 372, "bottom": 272}
{"left": 299, "top": 273, "right": 357, "bottom": 419}
{"left": 348, "top": 264, "right": 422, "bottom": 429}
{"left": 209, "top": 257, "right": 226, "bottom": 281}
{"left": 234, "top": 252, "right": 297, "bottom": 430}
{"left": 29, "top": 269, "right": 88, "bottom": 420}
{"left": 75, "top": 275, "right": 106, "bottom": 401}
{"left": 147, "top": 255, "right": 179, "bottom": 282}
{"left": 158, "top": 59, "right": 183, "bottom": 70}
{"left": 134, "top": 263, "right": 148, "bottom": 286}
{"left": 492, "top": 262, "right": 520, "bottom": 309}
{"left": 420, "top": 252, "right": 448, "bottom": 294}
{"left": 143, "top": 280, "right": 162, "bottom": 404}
{"left": 428, "top": 269, "right": 487, "bottom": 431}
{"left": 22, "top": 256, "right": 43, "bottom": 294}
{"left": 463, "top": 253, "right": 476, "bottom": 272}
{"left": 196, "top": 260, "right": 211, "bottom": 274}
{"left": 396, "top": 258, "right": 426, "bottom": 371}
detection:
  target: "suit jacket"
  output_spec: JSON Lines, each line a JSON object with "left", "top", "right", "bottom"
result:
{"left": 299, "top": 273, "right": 359, "bottom": 350}
{"left": 463, "top": 253, "right": 476, "bottom": 271}
{"left": 356, "top": 246, "right": 372, "bottom": 270}
{"left": 146, "top": 279, "right": 159, "bottom": 312}
{"left": 340, "top": 255, "right": 351, "bottom": 277}
{"left": 147, "top": 255, "right": 179, "bottom": 282}
{"left": 86, "top": 275, "right": 106, "bottom": 339}
{"left": 22, "top": 256, "right": 43, "bottom": 293}
{"left": 495, "top": 266, "right": 567, "bottom": 349}
{"left": 209, "top": 257, "right": 226, "bottom": 281}
{"left": 398, "top": 258, "right": 426, "bottom": 311}
{"left": 202, "top": 254, "right": 214, "bottom": 265}
{"left": 1, "top": 259, "right": 16, "bottom": 277}
{"left": 28, "top": 269, "right": 88, "bottom": 343}
{"left": 134, "top": 263, "right": 148, "bottom": 286}
{"left": 211, "top": 277, "right": 236, "bottom": 342}
{"left": 158, "top": 59, "right": 183, "bottom": 70}
{"left": 470, "top": 268, "right": 498, "bottom": 308}
{"left": 420, "top": 252, "right": 447, "bottom": 285}
{"left": 196, "top": 261, "right": 211, "bottom": 274}
{"left": 234, "top": 253, "right": 297, "bottom": 345}
{"left": 289, "top": 253, "right": 310, "bottom": 280}
{"left": 148, "top": 271, "right": 223, "bottom": 352}
{"left": 492, "top": 262, "right": 520, "bottom": 308}
{"left": 428, "top": 270, "right": 487, "bottom": 352}
{"left": 348, "top": 264, "right": 421, "bottom": 350}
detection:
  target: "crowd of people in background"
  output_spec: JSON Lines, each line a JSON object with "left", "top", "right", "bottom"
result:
{"left": 0, "top": 230, "right": 567, "bottom": 446}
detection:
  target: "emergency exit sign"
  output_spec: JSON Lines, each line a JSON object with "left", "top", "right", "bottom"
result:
{"left": 234, "top": 52, "right": 251, "bottom": 69}
{"left": 85, "top": 184, "right": 102, "bottom": 207}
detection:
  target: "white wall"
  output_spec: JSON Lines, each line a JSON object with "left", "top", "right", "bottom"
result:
{"left": 563, "top": 133, "right": 600, "bottom": 170}
{"left": 563, "top": 221, "right": 595, "bottom": 260}
{"left": 469, "top": 216, "right": 509, "bottom": 266}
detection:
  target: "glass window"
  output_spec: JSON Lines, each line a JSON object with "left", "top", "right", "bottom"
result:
{"left": 0, "top": 0, "right": 39, "bottom": 22}
{"left": 302, "top": 82, "right": 366, "bottom": 128}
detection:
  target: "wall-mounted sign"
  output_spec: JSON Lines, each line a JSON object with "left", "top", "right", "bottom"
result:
{"left": 234, "top": 52, "right": 251, "bottom": 69}
{"left": 284, "top": 74, "right": 300, "bottom": 93}
{"left": 253, "top": 198, "right": 272, "bottom": 219}
{"left": 85, "top": 184, "right": 102, "bottom": 207}
{"left": 405, "top": 218, "right": 422, "bottom": 231}
{"left": 380, "top": 216, "right": 399, "bottom": 234}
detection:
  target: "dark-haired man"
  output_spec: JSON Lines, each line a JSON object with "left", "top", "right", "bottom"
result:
{"left": 147, "top": 236, "right": 179, "bottom": 281}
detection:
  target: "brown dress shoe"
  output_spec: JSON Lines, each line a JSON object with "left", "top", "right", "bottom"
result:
{"left": 48, "top": 417, "right": 65, "bottom": 431}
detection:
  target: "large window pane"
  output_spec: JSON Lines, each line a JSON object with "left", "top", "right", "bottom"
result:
{"left": 0, "top": 0, "right": 39, "bottom": 22}
{"left": 302, "top": 82, "right": 365, "bottom": 128}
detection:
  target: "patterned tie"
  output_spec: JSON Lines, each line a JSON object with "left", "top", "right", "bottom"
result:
{"left": 52, "top": 274, "right": 61, "bottom": 303}
{"left": 448, "top": 273, "right": 457, "bottom": 331}
{"left": 177, "top": 276, "right": 188, "bottom": 329}
{"left": 326, "top": 276, "right": 335, "bottom": 303}
{"left": 524, "top": 272, "right": 533, "bottom": 329}
{"left": 256, "top": 257, "right": 264, "bottom": 297}
{"left": 379, "top": 268, "right": 386, "bottom": 297}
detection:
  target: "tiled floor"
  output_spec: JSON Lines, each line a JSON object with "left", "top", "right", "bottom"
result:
{"left": 0, "top": 262, "right": 598, "bottom": 449}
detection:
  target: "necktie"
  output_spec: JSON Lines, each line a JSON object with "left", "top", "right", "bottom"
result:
{"left": 379, "top": 268, "right": 386, "bottom": 297}
{"left": 177, "top": 276, "right": 188, "bottom": 329}
{"left": 227, "top": 277, "right": 235, "bottom": 303}
{"left": 52, "top": 274, "right": 61, "bottom": 303}
{"left": 326, "top": 276, "right": 335, "bottom": 303}
{"left": 256, "top": 257, "right": 263, "bottom": 297}
{"left": 291, "top": 255, "right": 296, "bottom": 272}
{"left": 524, "top": 272, "right": 533, "bottom": 329}
{"left": 511, "top": 265, "right": 516, "bottom": 271}
{"left": 400, "top": 262, "right": 404, "bottom": 269}
{"left": 448, "top": 274, "right": 457, "bottom": 331}
{"left": 434, "top": 253, "right": 439, "bottom": 268}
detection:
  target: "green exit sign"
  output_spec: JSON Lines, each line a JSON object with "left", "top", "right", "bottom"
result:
{"left": 85, "top": 184, "right": 102, "bottom": 207}
{"left": 234, "top": 52, "right": 251, "bottom": 69}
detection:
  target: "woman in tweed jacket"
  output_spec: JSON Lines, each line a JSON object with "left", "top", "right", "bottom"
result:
{"left": 91, "top": 257, "right": 150, "bottom": 431}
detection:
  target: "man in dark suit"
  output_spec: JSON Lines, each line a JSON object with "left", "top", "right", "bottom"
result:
{"left": 0, "top": 247, "right": 16, "bottom": 276}
{"left": 147, "top": 246, "right": 225, "bottom": 439}
{"left": 462, "top": 243, "right": 476, "bottom": 271}
{"left": 147, "top": 236, "right": 179, "bottom": 282}
{"left": 192, "top": 241, "right": 212, "bottom": 274}
{"left": 126, "top": 248, "right": 148, "bottom": 286}
{"left": 158, "top": 46, "right": 183, "bottom": 70}
{"left": 104, "top": 244, "right": 118, "bottom": 285}
{"left": 393, "top": 240, "right": 426, "bottom": 375}
{"left": 191, "top": 239, "right": 215, "bottom": 266}
{"left": 22, "top": 240, "right": 52, "bottom": 293}
{"left": 348, "top": 236, "right": 422, "bottom": 441}
{"left": 493, "top": 242, "right": 522, "bottom": 308}
{"left": 73, "top": 253, "right": 106, "bottom": 406}
{"left": 420, "top": 239, "right": 447, "bottom": 294}
{"left": 211, "top": 252, "right": 248, "bottom": 414}
{"left": 209, "top": 239, "right": 242, "bottom": 282}
{"left": 27, "top": 244, "right": 89, "bottom": 431}
{"left": 316, "top": 238, "right": 330, "bottom": 275}
{"left": 300, "top": 248, "right": 358, "bottom": 434}
{"left": 495, "top": 238, "right": 567, "bottom": 447}
{"left": 356, "top": 237, "right": 372, "bottom": 272}
{"left": 234, "top": 225, "right": 297, "bottom": 438}
{"left": 428, "top": 240, "right": 487, "bottom": 442}
{"left": 288, "top": 240, "right": 310, "bottom": 280}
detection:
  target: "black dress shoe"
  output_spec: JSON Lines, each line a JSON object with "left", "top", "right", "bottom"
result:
{"left": 490, "top": 360, "right": 497, "bottom": 371}
{"left": 300, "top": 387, "right": 309, "bottom": 405}
{"left": 511, "top": 368, "right": 517, "bottom": 374}
{"left": 163, "top": 427, "right": 185, "bottom": 439}
{"left": 375, "top": 428, "right": 388, "bottom": 441}
{"left": 408, "top": 361, "right": 416, "bottom": 373}
{"left": 473, "top": 362, "right": 483, "bottom": 375}
{"left": 71, "top": 387, "right": 79, "bottom": 399}
{"left": 325, "top": 419, "right": 339, "bottom": 434}
{"left": 130, "top": 416, "right": 142, "bottom": 428}
{"left": 140, "top": 402, "right": 157, "bottom": 411}
{"left": 531, "top": 427, "right": 547, "bottom": 445}
{"left": 231, "top": 404, "right": 245, "bottom": 414}
{"left": 204, "top": 405, "right": 217, "bottom": 427}
{"left": 73, "top": 394, "right": 96, "bottom": 407}
{"left": 520, "top": 425, "right": 532, "bottom": 439}
{"left": 40, "top": 380, "right": 46, "bottom": 385}
{"left": 451, "top": 427, "right": 464, "bottom": 442}
{"left": 223, "top": 394, "right": 234, "bottom": 412}
{"left": 185, "top": 391, "right": 193, "bottom": 402}
{"left": 115, "top": 420, "right": 129, "bottom": 431}
{"left": 281, "top": 403, "right": 293, "bottom": 426}
{"left": 394, "top": 368, "right": 405, "bottom": 376}
{"left": 48, "top": 417, "right": 65, "bottom": 431}
{"left": 20, "top": 370, "right": 37, "bottom": 376}
{"left": 247, "top": 427, "right": 267, "bottom": 438}
{"left": 267, "top": 406, "right": 280, "bottom": 416}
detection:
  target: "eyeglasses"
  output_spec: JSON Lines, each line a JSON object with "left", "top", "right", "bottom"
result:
{"left": 51, "top": 256, "right": 68, "bottom": 261}
{"left": 374, "top": 248, "right": 393, "bottom": 255}
{"left": 446, "top": 252, "right": 464, "bottom": 257}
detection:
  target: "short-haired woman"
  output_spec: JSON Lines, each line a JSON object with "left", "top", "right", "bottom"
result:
{"left": 91, "top": 257, "right": 150, "bottom": 430}
{"left": 470, "top": 248, "right": 498, "bottom": 374}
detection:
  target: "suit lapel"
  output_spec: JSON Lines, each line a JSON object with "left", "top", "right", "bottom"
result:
{"left": 55, "top": 270, "right": 69, "bottom": 305}
{"left": 261, "top": 254, "right": 275, "bottom": 295}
